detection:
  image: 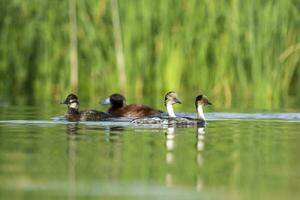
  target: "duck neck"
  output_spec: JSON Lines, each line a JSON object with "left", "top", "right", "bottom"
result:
{"left": 67, "top": 108, "right": 79, "bottom": 115}
{"left": 166, "top": 103, "right": 176, "bottom": 118}
{"left": 197, "top": 105, "right": 205, "bottom": 121}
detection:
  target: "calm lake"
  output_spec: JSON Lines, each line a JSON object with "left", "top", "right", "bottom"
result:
{"left": 0, "top": 106, "right": 300, "bottom": 200}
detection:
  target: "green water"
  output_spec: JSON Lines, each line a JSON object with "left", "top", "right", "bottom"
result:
{"left": 0, "top": 107, "right": 300, "bottom": 200}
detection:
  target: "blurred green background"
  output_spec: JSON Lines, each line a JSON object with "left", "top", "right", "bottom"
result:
{"left": 0, "top": 0, "right": 299, "bottom": 111}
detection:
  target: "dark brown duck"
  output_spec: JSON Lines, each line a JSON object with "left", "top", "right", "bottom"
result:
{"left": 100, "top": 93, "right": 162, "bottom": 117}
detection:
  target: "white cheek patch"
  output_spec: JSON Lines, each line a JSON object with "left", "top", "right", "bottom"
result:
{"left": 69, "top": 102, "right": 78, "bottom": 109}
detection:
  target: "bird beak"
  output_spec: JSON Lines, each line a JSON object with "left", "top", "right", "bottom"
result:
{"left": 207, "top": 101, "right": 212, "bottom": 105}
{"left": 175, "top": 98, "right": 182, "bottom": 104}
{"left": 60, "top": 99, "right": 68, "bottom": 104}
{"left": 100, "top": 97, "right": 111, "bottom": 105}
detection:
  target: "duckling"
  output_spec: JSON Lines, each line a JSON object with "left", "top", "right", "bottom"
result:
{"left": 164, "top": 91, "right": 182, "bottom": 117}
{"left": 62, "top": 94, "right": 111, "bottom": 121}
{"left": 131, "top": 91, "right": 181, "bottom": 125}
{"left": 194, "top": 94, "right": 212, "bottom": 121}
{"left": 100, "top": 93, "right": 162, "bottom": 117}
{"left": 132, "top": 93, "right": 211, "bottom": 126}
{"left": 167, "top": 94, "right": 211, "bottom": 126}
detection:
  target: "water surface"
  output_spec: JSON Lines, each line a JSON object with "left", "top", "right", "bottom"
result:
{"left": 0, "top": 106, "right": 300, "bottom": 200}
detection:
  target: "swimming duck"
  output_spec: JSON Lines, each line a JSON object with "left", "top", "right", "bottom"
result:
{"left": 100, "top": 93, "right": 162, "bottom": 117}
{"left": 131, "top": 91, "right": 181, "bottom": 124}
{"left": 164, "top": 91, "right": 182, "bottom": 117}
{"left": 62, "top": 94, "right": 111, "bottom": 121}
{"left": 132, "top": 93, "right": 211, "bottom": 126}
{"left": 194, "top": 94, "right": 212, "bottom": 121}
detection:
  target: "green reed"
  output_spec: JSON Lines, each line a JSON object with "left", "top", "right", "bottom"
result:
{"left": 0, "top": 0, "right": 299, "bottom": 110}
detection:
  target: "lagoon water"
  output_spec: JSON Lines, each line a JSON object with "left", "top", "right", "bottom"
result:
{"left": 0, "top": 106, "right": 300, "bottom": 200}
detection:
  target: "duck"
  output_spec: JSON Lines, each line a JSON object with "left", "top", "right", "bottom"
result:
{"left": 132, "top": 93, "right": 211, "bottom": 126}
{"left": 62, "top": 94, "right": 111, "bottom": 121}
{"left": 194, "top": 94, "right": 212, "bottom": 121}
{"left": 100, "top": 93, "right": 162, "bottom": 117}
{"left": 131, "top": 91, "right": 181, "bottom": 124}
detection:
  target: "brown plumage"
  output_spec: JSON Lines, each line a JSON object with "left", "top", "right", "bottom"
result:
{"left": 64, "top": 108, "right": 80, "bottom": 122}
{"left": 101, "top": 93, "right": 162, "bottom": 117}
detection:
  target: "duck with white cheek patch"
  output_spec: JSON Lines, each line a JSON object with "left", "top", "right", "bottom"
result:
{"left": 62, "top": 94, "right": 111, "bottom": 122}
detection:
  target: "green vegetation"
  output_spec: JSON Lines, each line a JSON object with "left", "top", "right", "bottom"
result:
{"left": 0, "top": 0, "right": 299, "bottom": 110}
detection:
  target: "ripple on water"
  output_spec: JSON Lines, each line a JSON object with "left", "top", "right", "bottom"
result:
{"left": 0, "top": 112, "right": 299, "bottom": 126}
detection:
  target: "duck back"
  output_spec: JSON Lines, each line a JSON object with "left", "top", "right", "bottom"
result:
{"left": 80, "top": 110, "right": 111, "bottom": 121}
{"left": 108, "top": 104, "right": 162, "bottom": 117}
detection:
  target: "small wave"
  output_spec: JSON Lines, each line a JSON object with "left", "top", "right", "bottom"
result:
{"left": 0, "top": 112, "right": 299, "bottom": 126}
{"left": 205, "top": 112, "right": 300, "bottom": 121}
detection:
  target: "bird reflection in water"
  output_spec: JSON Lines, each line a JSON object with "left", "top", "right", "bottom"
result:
{"left": 165, "top": 124, "right": 176, "bottom": 187}
{"left": 67, "top": 123, "right": 79, "bottom": 135}
{"left": 164, "top": 123, "right": 207, "bottom": 190}
{"left": 196, "top": 125, "right": 206, "bottom": 192}
{"left": 65, "top": 122, "right": 125, "bottom": 198}
{"left": 101, "top": 126, "right": 125, "bottom": 143}
{"left": 66, "top": 123, "right": 78, "bottom": 199}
